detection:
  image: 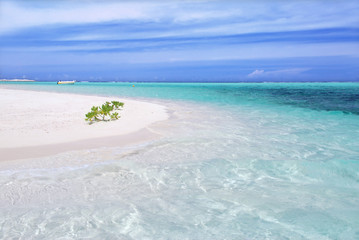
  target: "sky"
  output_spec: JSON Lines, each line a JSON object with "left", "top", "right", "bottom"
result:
{"left": 0, "top": 0, "right": 359, "bottom": 82}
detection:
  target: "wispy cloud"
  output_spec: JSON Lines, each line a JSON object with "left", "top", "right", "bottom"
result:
{"left": 1, "top": 0, "right": 358, "bottom": 81}
{"left": 247, "top": 68, "right": 310, "bottom": 79}
{"left": 3, "top": 27, "right": 358, "bottom": 50}
{"left": 248, "top": 70, "right": 265, "bottom": 78}
{"left": 0, "top": 1, "right": 158, "bottom": 34}
{"left": 1, "top": 0, "right": 359, "bottom": 36}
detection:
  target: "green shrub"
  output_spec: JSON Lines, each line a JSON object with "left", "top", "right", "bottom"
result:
{"left": 85, "top": 101, "right": 124, "bottom": 123}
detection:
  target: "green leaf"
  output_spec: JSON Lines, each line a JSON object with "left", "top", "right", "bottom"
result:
{"left": 111, "top": 112, "right": 119, "bottom": 120}
{"left": 85, "top": 100, "right": 123, "bottom": 123}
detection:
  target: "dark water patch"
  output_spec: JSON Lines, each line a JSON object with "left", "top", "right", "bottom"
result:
{"left": 207, "top": 83, "right": 359, "bottom": 115}
{"left": 263, "top": 87, "right": 359, "bottom": 115}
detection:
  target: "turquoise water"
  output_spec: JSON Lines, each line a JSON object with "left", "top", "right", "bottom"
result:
{"left": 1, "top": 82, "right": 359, "bottom": 239}
{"left": 3, "top": 82, "right": 359, "bottom": 113}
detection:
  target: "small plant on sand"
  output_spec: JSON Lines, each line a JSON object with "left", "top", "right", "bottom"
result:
{"left": 85, "top": 101, "right": 124, "bottom": 123}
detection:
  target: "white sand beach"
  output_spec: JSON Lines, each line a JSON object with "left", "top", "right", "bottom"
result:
{"left": 0, "top": 88, "right": 169, "bottom": 161}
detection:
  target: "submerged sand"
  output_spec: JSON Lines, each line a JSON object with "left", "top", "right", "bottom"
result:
{"left": 0, "top": 88, "right": 169, "bottom": 160}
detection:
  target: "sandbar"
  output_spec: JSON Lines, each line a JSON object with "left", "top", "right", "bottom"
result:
{"left": 0, "top": 88, "right": 169, "bottom": 161}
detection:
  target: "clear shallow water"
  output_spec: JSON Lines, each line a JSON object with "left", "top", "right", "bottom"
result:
{"left": 1, "top": 82, "right": 359, "bottom": 239}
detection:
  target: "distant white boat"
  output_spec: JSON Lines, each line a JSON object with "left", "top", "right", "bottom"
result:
{"left": 57, "top": 80, "right": 76, "bottom": 85}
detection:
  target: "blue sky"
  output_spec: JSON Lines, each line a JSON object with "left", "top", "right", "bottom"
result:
{"left": 0, "top": 0, "right": 358, "bottom": 82}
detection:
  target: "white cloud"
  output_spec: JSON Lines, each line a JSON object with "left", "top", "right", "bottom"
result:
{"left": 0, "top": 1, "right": 159, "bottom": 34}
{"left": 247, "top": 68, "right": 310, "bottom": 78}
{"left": 248, "top": 69, "right": 265, "bottom": 78}
{"left": 1, "top": 0, "right": 358, "bottom": 36}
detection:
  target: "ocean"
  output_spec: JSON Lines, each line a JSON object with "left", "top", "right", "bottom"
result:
{"left": 1, "top": 82, "right": 359, "bottom": 239}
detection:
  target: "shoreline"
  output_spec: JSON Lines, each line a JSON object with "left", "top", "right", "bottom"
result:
{"left": 0, "top": 88, "right": 169, "bottom": 161}
{"left": 0, "top": 128, "right": 159, "bottom": 161}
